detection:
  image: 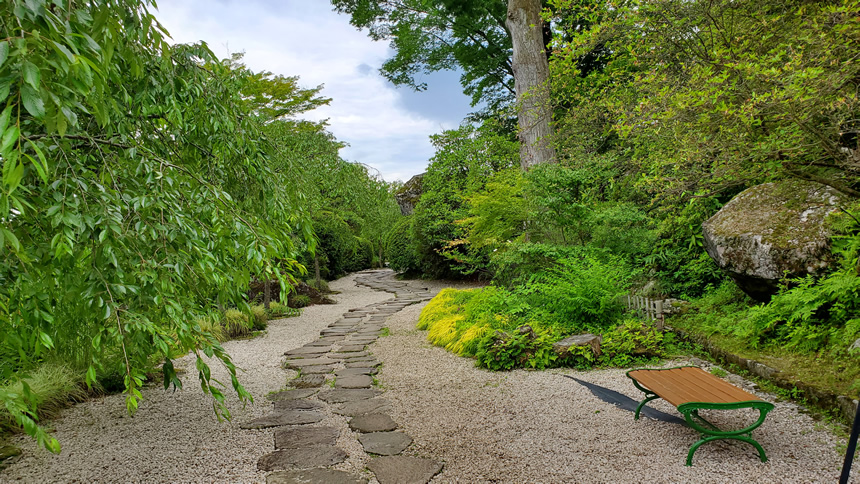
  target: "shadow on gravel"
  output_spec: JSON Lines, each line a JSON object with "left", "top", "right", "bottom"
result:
{"left": 563, "top": 375, "right": 687, "bottom": 426}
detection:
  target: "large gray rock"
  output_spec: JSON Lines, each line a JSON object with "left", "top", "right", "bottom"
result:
{"left": 552, "top": 333, "right": 601, "bottom": 357}
{"left": 702, "top": 180, "right": 849, "bottom": 301}
{"left": 395, "top": 173, "right": 424, "bottom": 215}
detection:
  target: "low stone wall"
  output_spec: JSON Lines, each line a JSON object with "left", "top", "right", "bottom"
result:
{"left": 670, "top": 327, "right": 858, "bottom": 425}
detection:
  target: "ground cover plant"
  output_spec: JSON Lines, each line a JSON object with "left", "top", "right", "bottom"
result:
{"left": 417, "top": 252, "right": 664, "bottom": 370}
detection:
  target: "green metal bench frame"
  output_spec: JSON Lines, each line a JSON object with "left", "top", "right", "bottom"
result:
{"left": 626, "top": 366, "right": 775, "bottom": 466}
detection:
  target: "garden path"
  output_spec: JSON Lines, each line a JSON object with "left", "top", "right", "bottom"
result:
{"left": 1, "top": 270, "right": 852, "bottom": 483}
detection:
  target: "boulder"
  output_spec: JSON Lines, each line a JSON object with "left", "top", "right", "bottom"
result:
{"left": 394, "top": 173, "right": 424, "bottom": 215}
{"left": 702, "top": 180, "right": 849, "bottom": 301}
{"left": 553, "top": 333, "right": 601, "bottom": 357}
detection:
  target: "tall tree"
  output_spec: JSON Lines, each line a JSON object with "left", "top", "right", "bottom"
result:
{"left": 507, "top": 0, "right": 555, "bottom": 169}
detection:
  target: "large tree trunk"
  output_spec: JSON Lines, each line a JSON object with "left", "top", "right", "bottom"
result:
{"left": 506, "top": 0, "right": 555, "bottom": 170}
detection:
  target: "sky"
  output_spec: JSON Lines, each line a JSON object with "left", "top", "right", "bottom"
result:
{"left": 153, "top": 0, "right": 475, "bottom": 183}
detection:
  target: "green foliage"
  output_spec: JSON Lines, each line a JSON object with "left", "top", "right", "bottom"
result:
{"left": 0, "top": 363, "right": 88, "bottom": 452}
{"left": 312, "top": 211, "right": 361, "bottom": 279}
{"left": 413, "top": 122, "right": 519, "bottom": 277}
{"left": 489, "top": 242, "right": 594, "bottom": 288}
{"left": 222, "top": 310, "right": 252, "bottom": 339}
{"left": 598, "top": 320, "right": 665, "bottom": 367}
{"left": 384, "top": 217, "right": 420, "bottom": 274}
{"left": 267, "top": 301, "right": 302, "bottom": 318}
{"left": 249, "top": 305, "right": 268, "bottom": 331}
{"left": 519, "top": 255, "right": 632, "bottom": 334}
{"left": 289, "top": 295, "right": 311, "bottom": 309}
{"left": 475, "top": 327, "right": 558, "bottom": 371}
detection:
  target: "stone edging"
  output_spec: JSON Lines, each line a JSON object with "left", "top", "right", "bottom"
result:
{"left": 670, "top": 327, "right": 858, "bottom": 425}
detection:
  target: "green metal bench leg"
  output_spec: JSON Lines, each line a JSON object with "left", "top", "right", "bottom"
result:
{"left": 686, "top": 434, "right": 768, "bottom": 466}
{"left": 634, "top": 394, "right": 660, "bottom": 420}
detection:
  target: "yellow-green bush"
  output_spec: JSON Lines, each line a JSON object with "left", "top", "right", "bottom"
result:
{"left": 222, "top": 309, "right": 252, "bottom": 339}
{"left": 197, "top": 316, "right": 227, "bottom": 342}
{"left": 418, "top": 288, "right": 665, "bottom": 370}
{"left": 418, "top": 288, "right": 500, "bottom": 357}
{"left": 250, "top": 305, "right": 268, "bottom": 330}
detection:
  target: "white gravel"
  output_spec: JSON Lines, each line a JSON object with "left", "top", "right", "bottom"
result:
{"left": 374, "top": 279, "right": 855, "bottom": 484}
{"left": 1, "top": 273, "right": 390, "bottom": 483}
{"left": 2, "top": 273, "right": 856, "bottom": 483}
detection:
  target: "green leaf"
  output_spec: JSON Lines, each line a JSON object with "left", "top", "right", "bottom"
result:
{"left": 0, "top": 124, "right": 19, "bottom": 156}
{"left": 0, "top": 106, "right": 11, "bottom": 136}
{"left": 21, "top": 85, "right": 46, "bottom": 119}
{"left": 22, "top": 61, "right": 40, "bottom": 90}
{"left": 38, "top": 332, "right": 54, "bottom": 349}
{"left": 0, "top": 41, "right": 8, "bottom": 69}
{"left": 26, "top": 140, "right": 49, "bottom": 184}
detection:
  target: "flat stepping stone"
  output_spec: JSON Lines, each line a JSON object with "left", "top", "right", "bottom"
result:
{"left": 273, "top": 426, "right": 339, "bottom": 449}
{"left": 257, "top": 447, "right": 348, "bottom": 471}
{"left": 290, "top": 374, "right": 326, "bottom": 388}
{"left": 345, "top": 359, "right": 380, "bottom": 368}
{"left": 366, "top": 456, "right": 443, "bottom": 484}
{"left": 284, "top": 347, "right": 330, "bottom": 357}
{"left": 240, "top": 410, "right": 324, "bottom": 429}
{"left": 337, "top": 345, "right": 367, "bottom": 353}
{"left": 273, "top": 399, "right": 325, "bottom": 412}
{"left": 349, "top": 413, "right": 398, "bottom": 433}
{"left": 335, "top": 367, "right": 377, "bottom": 377}
{"left": 358, "top": 431, "right": 412, "bottom": 455}
{"left": 267, "top": 469, "right": 367, "bottom": 484}
{"left": 329, "top": 351, "right": 369, "bottom": 360}
{"left": 284, "top": 358, "right": 337, "bottom": 369}
{"left": 317, "top": 388, "right": 379, "bottom": 403}
{"left": 300, "top": 365, "right": 335, "bottom": 374}
{"left": 335, "top": 374, "right": 373, "bottom": 389}
{"left": 268, "top": 389, "right": 318, "bottom": 401}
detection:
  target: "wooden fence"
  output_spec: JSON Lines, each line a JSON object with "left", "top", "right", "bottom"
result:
{"left": 623, "top": 295, "right": 665, "bottom": 330}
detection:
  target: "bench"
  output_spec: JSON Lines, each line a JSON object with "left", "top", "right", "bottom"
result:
{"left": 626, "top": 366, "right": 774, "bottom": 466}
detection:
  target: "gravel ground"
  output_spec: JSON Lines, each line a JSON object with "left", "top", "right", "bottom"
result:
{"left": 374, "top": 278, "right": 854, "bottom": 484}
{"left": 2, "top": 273, "right": 855, "bottom": 483}
{"left": 1, "top": 273, "right": 391, "bottom": 483}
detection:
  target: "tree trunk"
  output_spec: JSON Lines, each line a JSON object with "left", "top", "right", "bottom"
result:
{"left": 263, "top": 278, "right": 271, "bottom": 311}
{"left": 506, "top": 0, "right": 555, "bottom": 170}
{"left": 314, "top": 255, "right": 322, "bottom": 286}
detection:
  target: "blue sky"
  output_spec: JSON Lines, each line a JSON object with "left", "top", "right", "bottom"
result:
{"left": 153, "top": 0, "right": 474, "bottom": 182}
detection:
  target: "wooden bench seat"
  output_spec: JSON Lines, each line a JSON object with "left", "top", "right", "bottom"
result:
{"left": 627, "top": 366, "right": 774, "bottom": 466}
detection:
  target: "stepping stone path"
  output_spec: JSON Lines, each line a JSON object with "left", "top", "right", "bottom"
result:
{"left": 240, "top": 269, "right": 444, "bottom": 483}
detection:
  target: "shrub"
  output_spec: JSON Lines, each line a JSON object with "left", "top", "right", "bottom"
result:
{"left": 222, "top": 309, "right": 252, "bottom": 339}
{"left": 267, "top": 301, "right": 302, "bottom": 318}
{"left": 385, "top": 217, "right": 421, "bottom": 274}
{"left": 305, "top": 278, "right": 330, "bottom": 293}
{"left": 313, "top": 211, "right": 360, "bottom": 278}
{"left": 290, "top": 295, "right": 311, "bottom": 308}
{"left": 518, "top": 255, "right": 631, "bottom": 334}
{"left": 0, "top": 364, "right": 89, "bottom": 431}
{"left": 250, "top": 305, "right": 268, "bottom": 331}
{"left": 475, "top": 326, "right": 558, "bottom": 371}
{"left": 489, "top": 242, "right": 594, "bottom": 288}
{"left": 197, "top": 316, "right": 226, "bottom": 342}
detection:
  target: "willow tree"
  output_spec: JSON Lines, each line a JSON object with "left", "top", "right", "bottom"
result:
{"left": 0, "top": 0, "right": 309, "bottom": 450}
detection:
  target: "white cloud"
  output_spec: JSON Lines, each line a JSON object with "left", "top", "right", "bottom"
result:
{"left": 153, "top": 0, "right": 469, "bottom": 182}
